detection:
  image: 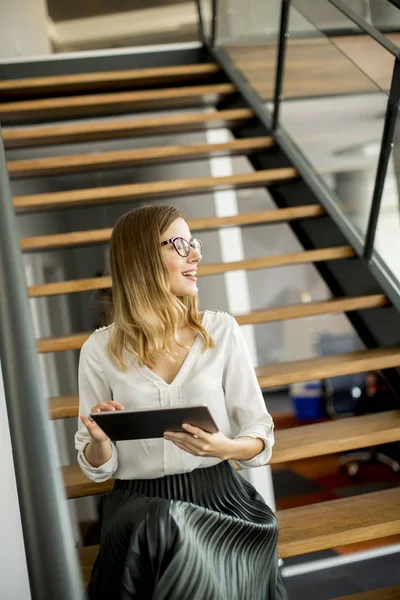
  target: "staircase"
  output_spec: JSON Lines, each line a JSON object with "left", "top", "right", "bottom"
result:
{"left": 1, "top": 38, "right": 400, "bottom": 599}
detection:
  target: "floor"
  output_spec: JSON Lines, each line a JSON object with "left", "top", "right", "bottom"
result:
{"left": 282, "top": 551, "right": 400, "bottom": 600}
{"left": 265, "top": 390, "right": 400, "bottom": 598}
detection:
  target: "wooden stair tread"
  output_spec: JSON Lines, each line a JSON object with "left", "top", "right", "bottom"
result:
{"left": 14, "top": 169, "right": 298, "bottom": 212}
{"left": 49, "top": 344, "right": 400, "bottom": 419}
{"left": 0, "top": 83, "right": 236, "bottom": 123}
{"left": 38, "top": 295, "right": 387, "bottom": 353}
{"left": 28, "top": 247, "right": 353, "bottom": 297}
{"left": 63, "top": 465, "right": 114, "bottom": 499}
{"left": 48, "top": 395, "right": 80, "bottom": 420}
{"left": 273, "top": 410, "right": 400, "bottom": 463}
{"left": 8, "top": 138, "right": 274, "bottom": 179}
{"left": 2, "top": 108, "right": 255, "bottom": 149}
{"left": 256, "top": 347, "right": 400, "bottom": 389}
{"left": 77, "top": 488, "right": 400, "bottom": 582}
{"left": 63, "top": 411, "right": 400, "bottom": 498}
{"left": 78, "top": 545, "right": 99, "bottom": 568}
{"left": 333, "top": 586, "right": 400, "bottom": 600}
{"left": 20, "top": 206, "right": 325, "bottom": 251}
{"left": 277, "top": 487, "right": 400, "bottom": 558}
{"left": 0, "top": 64, "right": 220, "bottom": 96}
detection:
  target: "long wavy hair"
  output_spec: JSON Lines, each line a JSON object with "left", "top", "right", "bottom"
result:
{"left": 108, "top": 204, "right": 214, "bottom": 370}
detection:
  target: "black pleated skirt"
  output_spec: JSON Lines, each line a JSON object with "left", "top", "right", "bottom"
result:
{"left": 87, "top": 461, "right": 287, "bottom": 600}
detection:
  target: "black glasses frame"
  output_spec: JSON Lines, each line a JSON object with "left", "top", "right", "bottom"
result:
{"left": 160, "top": 236, "right": 202, "bottom": 257}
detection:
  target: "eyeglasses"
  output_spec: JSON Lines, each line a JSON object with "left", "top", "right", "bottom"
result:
{"left": 160, "top": 237, "right": 202, "bottom": 257}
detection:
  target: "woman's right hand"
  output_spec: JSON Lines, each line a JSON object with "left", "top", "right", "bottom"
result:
{"left": 80, "top": 401, "right": 124, "bottom": 444}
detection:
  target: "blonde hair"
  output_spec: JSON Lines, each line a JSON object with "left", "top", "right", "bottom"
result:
{"left": 108, "top": 204, "right": 214, "bottom": 370}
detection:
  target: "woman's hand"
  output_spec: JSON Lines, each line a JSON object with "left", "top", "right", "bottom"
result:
{"left": 164, "top": 423, "right": 234, "bottom": 460}
{"left": 80, "top": 400, "right": 124, "bottom": 444}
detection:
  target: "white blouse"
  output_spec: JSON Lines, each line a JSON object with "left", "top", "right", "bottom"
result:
{"left": 75, "top": 310, "right": 275, "bottom": 482}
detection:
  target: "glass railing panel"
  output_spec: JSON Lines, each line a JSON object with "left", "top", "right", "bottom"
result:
{"left": 337, "top": 0, "right": 400, "bottom": 32}
{"left": 372, "top": 108, "right": 400, "bottom": 286}
{"left": 216, "top": 0, "right": 282, "bottom": 110}
{"left": 291, "top": 0, "right": 396, "bottom": 93}
{"left": 198, "top": 0, "right": 214, "bottom": 44}
{"left": 280, "top": 0, "right": 391, "bottom": 242}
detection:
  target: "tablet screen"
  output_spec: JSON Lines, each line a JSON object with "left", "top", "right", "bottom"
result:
{"left": 90, "top": 404, "right": 218, "bottom": 441}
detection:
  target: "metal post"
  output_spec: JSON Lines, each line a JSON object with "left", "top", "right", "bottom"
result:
{"left": 0, "top": 127, "right": 84, "bottom": 600}
{"left": 364, "top": 59, "right": 400, "bottom": 259}
{"left": 210, "top": 0, "right": 219, "bottom": 49}
{"left": 273, "top": 0, "right": 291, "bottom": 131}
{"left": 195, "top": 0, "right": 207, "bottom": 46}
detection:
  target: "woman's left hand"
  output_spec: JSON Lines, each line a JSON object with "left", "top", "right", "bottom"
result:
{"left": 164, "top": 424, "right": 233, "bottom": 460}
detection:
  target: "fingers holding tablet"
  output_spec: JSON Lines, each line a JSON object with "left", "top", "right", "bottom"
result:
{"left": 81, "top": 400, "right": 125, "bottom": 444}
{"left": 91, "top": 401, "right": 125, "bottom": 413}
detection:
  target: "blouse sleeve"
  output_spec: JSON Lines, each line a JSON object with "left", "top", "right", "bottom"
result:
{"left": 74, "top": 336, "right": 118, "bottom": 482}
{"left": 223, "top": 316, "right": 275, "bottom": 468}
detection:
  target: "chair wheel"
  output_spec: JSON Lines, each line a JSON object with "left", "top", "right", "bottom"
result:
{"left": 347, "top": 462, "right": 360, "bottom": 479}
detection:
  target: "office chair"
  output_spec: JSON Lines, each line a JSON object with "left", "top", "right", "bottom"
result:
{"left": 316, "top": 333, "right": 400, "bottom": 479}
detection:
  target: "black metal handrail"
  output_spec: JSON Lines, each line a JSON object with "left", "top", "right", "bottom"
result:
{"left": 0, "top": 127, "right": 84, "bottom": 599}
{"left": 195, "top": 0, "right": 400, "bottom": 310}
{"left": 325, "top": 0, "right": 400, "bottom": 57}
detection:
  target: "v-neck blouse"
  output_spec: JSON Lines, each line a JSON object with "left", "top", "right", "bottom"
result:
{"left": 75, "top": 310, "right": 275, "bottom": 481}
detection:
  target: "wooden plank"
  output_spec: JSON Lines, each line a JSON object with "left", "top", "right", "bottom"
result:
{"left": 37, "top": 295, "right": 387, "bottom": 353}
{"left": 14, "top": 169, "right": 297, "bottom": 212}
{"left": 333, "top": 586, "right": 400, "bottom": 600}
{"left": 78, "top": 489, "right": 400, "bottom": 583}
{"left": 278, "top": 488, "right": 400, "bottom": 558}
{"left": 48, "top": 395, "right": 80, "bottom": 420}
{"left": 234, "top": 295, "right": 389, "bottom": 325}
{"left": 2, "top": 108, "right": 255, "bottom": 149}
{"left": 8, "top": 137, "right": 274, "bottom": 179}
{"left": 79, "top": 545, "right": 99, "bottom": 568}
{"left": 272, "top": 410, "right": 400, "bottom": 464}
{"left": 20, "top": 205, "right": 324, "bottom": 252}
{"left": 0, "top": 64, "right": 221, "bottom": 97}
{"left": 63, "top": 411, "right": 400, "bottom": 498}
{"left": 226, "top": 36, "right": 387, "bottom": 99}
{"left": 256, "top": 347, "right": 400, "bottom": 389}
{"left": 49, "top": 345, "right": 400, "bottom": 419}
{"left": 28, "top": 247, "right": 353, "bottom": 297}
{"left": 0, "top": 83, "right": 236, "bottom": 123}
{"left": 63, "top": 465, "right": 114, "bottom": 499}
{"left": 38, "top": 333, "right": 90, "bottom": 354}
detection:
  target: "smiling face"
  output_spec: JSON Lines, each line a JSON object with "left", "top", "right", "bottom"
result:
{"left": 160, "top": 217, "right": 202, "bottom": 297}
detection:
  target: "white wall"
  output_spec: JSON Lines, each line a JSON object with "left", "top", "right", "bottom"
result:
{"left": 0, "top": 363, "right": 31, "bottom": 600}
{"left": 0, "top": 0, "right": 50, "bottom": 59}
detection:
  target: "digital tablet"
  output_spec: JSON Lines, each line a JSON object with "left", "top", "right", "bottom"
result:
{"left": 90, "top": 404, "right": 218, "bottom": 441}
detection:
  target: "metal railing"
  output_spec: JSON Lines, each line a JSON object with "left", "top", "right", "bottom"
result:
{"left": 0, "top": 129, "right": 84, "bottom": 599}
{"left": 196, "top": 0, "right": 400, "bottom": 311}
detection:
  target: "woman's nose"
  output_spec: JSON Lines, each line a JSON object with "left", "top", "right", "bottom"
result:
{"left": 189, "top": 246, "right": 202, "bottom": 262}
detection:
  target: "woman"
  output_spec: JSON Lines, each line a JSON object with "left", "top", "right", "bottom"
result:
{"left": 75, "top": 204, "right": 287, "bottom": 600}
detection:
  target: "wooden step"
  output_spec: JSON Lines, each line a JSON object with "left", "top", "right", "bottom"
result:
{"left": 0, "top": 83, "right": 236, "bottom": 123}
{"left": 49, "top": 395, "right": 80, "bottom": 420}
{"left": 256, "top": 347, "right": 400, "bottom": 389}
{"left": 50, "top": 346, "right": 400, "bottom": 420}
{"left": 77, "top": 488, "right": 400, "bottom": 585}
{"left": 63, "top": 411, "right": 400, "bottom": 498}
{"left": 0, "top": 64, "right": 221, "bottom": 97}
{"left": 278, "top": 487, "right": 400, "bottom": 558}
{"left": 20, "top": 206, "right": 324, "bottom": 252}
{"left": 37, "top": 295, "right": 387, "bottom": 353}
{"left": 333, "top": 586, "right": 400, "bottom": 600}
{"left": 272, "top": 410, "right": 400, "bottom": 463}
{"left": 14, "top": 169, "right": 297, "bottom": 213}
{"left": 28, "top": 247, "right": 354, "bottom": 298}
{"left": 2, "top": 108, "right": 255, "bottom": 149}
{"left": 64, "top": 465, "right": 114, "bottom": 499}
{"left": 8, "top": 137, "right": 274, "bottom": 179}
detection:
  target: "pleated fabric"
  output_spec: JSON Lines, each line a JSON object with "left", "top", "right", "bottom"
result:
{"left": 87, "top": 461, "right": 287, "bottom": 600}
